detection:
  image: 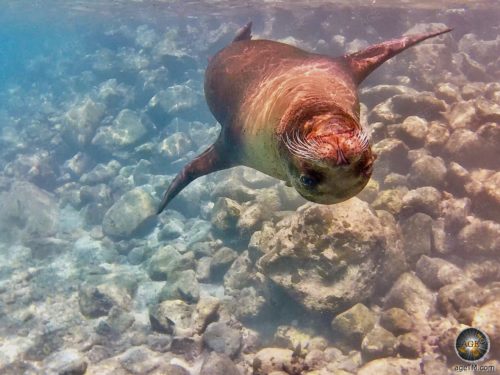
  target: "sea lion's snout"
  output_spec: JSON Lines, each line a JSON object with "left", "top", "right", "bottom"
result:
{"left": 283, "top": 124, "right": 374, "bottom": 205}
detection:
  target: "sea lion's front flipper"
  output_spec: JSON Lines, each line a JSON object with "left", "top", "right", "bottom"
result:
{"left": 344, "top": 27, "right": 452, "bottom": 85}
{"left": 157, "top": 142, "right": 229, "bottom": 214}
{"left": 233, "top": 22, "right": 252, "bottom": 42}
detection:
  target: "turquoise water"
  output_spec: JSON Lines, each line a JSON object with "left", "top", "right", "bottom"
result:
{"left": 0, "top": 1, "right": 499, "bottom": 374}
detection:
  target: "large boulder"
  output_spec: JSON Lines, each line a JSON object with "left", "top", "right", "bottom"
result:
{"left": 252, "top": 198, "right": 387, "bottom": 313}
{"left": 102, "top": 187, "right": 156, "bottom": 239}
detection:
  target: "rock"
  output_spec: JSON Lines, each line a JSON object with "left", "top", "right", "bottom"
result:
{"left": 369, "top": 97, "right": 402, "bottom": 124}
{"left": 476, "top": 99, "right": 500, "bottom": 124}
{"left": 241, "top": 167, "right": 276, "bottom": 189}
{"left": 304, "top": 349, "right": 325, "bottom": 371}
{"left": 200, "top": 352, "right": 241, "bottom": 375}
{"left": 24, "top": 237, "right": 70, "bottom": 260}
{"left": 457, "top": 218, "right": 500, "bottom": 256}
{"left": 211, "top": 170, "right": 259, "bottom": 203}
{"left": 358, "top": 358, "right": 421, "bottom": 375}
{"left": 105, "top": 306, "right": 135, "bottom": 334}
{"left": 382, "top": 172, "right": 408, "bottom": 189}
{"left": 170, "top": 336, "right": 203, "bottom": 359}
{"left": 371, "top": 138, "right": 409, "bottom": 178}
{"left": 147, "top": 245, "right": 194, "bottom": 281}
{"left": 203, "top": 322, "right": 241, "bottom": 358}
{"left": 437, "top": 279, "right": 483, "bottom": 323}
{"left": 380, "top": 308, "right": 413, "bottom": 335}
{"left": 458, "top": 33, "right": 500, "bottom": 64}
{"left": 384, "top": 273, "right": 433, "bottom": 322}
{"left": 210, "top": 197, "right": 242, "bottom": 233}
{"left": 472, "top": 300, "right": 500, "bottom": 345}
{"left": 102, "top": 187, "right": 156, "bottom": 239}
{"left": 118, "top": 347, "right": 160, "bottom": 374}
{"left": 236, "top": 203, "right": 267, "bottom": 235}
{"left": 196, "top": 256, "right": 212, "bottom": 282}
{"left": 224, "top": 251, "right": 255, "bottom": 293}
{"left": 445, "top": 129, "right": 481, "bottom": 168}
{"left": 147, "top": 85, "right": 201, "bottom": 120}
{"left": 401, "top": 213, "right": 433, "bottom": 266}
{"left": 210, "top": 247, "right": 238, "bottom": 281}
{"left": 397, "top": 333, "right": 421, "bottom": 358}
{"left": 435, "top": 82, "right": 461, "bottom": 103}
{"left": 445, "top": 100, "right": 477, "bottom": 130}
{"left": 386, "top": 93, "right": 447, "bottom": 122}
{"left": 274, "top": 325, "right": 314, "bottom": 352}
{"left": 375, "top": 210, "right": 408, "bottom": 290}
{"left": 158, "top": 215, "right": 185, "bottom": 240}
{"left": 277, "top": 183, "right": 307, "bottom": 210}
{"left": 371, "top": 188, "right": 407, "bottom": 215}
{"left": 158, "top": 269, "right": 200, "bottom": 303}
{"left": 456, "top": 52, "right": 488, "bottom": 82}
{"left": 420, "top": 356, "right": 448, "bottom": 375}
{"left": 42, "top": 349, "right": 87, "bottom": 375}
{"left": 357, "top": 178, "right": 379, "bottom": 203}
{"left": 168, "top": 364, "right": 192, "bottom": 375}
{"left": 92, "top": 109, "right": 148, "bottom": 152}
{"left": 408, "top": 155, "right": 447, "bottom": 188}
{"left": 438, "top": 325, "right": 465, "bottom": 360}
{"left": 331, "top": 303, "right": 376, "bottom": 345}
{"left": 360, "top": 84, "right": 417, "bottom": 108}
{"left": 253, "top": 348, "right": 294, "bottom": 375}
{"left": 0, "top": 181, "right": 59, "bottom": 242}
{"left": 149, "top": 300, "right": 193, "bottom": 334}
{"left": 192, "top": 297, "right": 220, "bottom": 334}
{"left": 127, "top": 246, "right": 146, "bottom": 265}
{"left": 97, "top": 78, "right": 133, "bottom": 107}
{"left": 390, "top": 116, "right": 428, "bottom": 148}
{"left": 230, "top": 286, "right": 267, "bottom": 321}
{"left": 440, "top": 196, "right": 471, "bottom": 232}
{"left": 477, "top": 124, "right": 500, "bottom": 171}
{"left": 62, "top": 97, "right": 105, "bottom": 146}
{"left": 401, "top": 187, "right": 441, "bottom": 218}
{"left": 424, "top": 121, "right": 449, "bottom": 153}
{"left": 80, "top": 160, "right": 121, "bottom": 185}
{"left": 361, "top": 326, "right": 398, "bottom": 360}
{"left": 62, "top": 152, "right": 94, "bottom": 178}
{"left": 157, "top": 132, "right": 193, "bottom": 162}
{"left": 80, "top": 186, "right": 113, "bottom": 217}
{"left": 79, "top": 283, "right": 132, "bottom": 318}
{"left": 255, "top": 199, "right": 388, "bottom": 313}
{"left": 415, "top": 255, "right": 464, "bottom": 289}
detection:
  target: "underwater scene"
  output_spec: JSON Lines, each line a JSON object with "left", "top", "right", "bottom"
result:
{"left": 0, "top": 1, "right": 499, "bottom": 374}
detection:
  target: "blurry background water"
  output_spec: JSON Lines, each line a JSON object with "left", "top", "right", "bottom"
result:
{"left": 0, "top": 1, "right": 499, "bottom": 374}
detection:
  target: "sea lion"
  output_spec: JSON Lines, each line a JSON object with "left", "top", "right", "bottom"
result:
{"left": 157, "top": 22, "right": 451, "bottom": 213}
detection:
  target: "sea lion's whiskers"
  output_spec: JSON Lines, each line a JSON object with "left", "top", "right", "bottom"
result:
{"left": 283, "top": 131, "right": 320, "bottom": 161}
{"left": 355, "top": 129, "right": 370, "bottom": 151}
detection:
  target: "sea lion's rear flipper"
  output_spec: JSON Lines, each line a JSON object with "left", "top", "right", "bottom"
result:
{"left": 157, "top": 143, "right": 229, "bottom": 214}
{"left": 233, "top": 22, "right": 253, "bottom": 42}
{"left": 344, "top": 27, "right": 452, "bottom": 85}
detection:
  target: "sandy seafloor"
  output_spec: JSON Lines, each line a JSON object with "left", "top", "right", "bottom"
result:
{"left": 0, "top": 1, "right": 499, "bottom": 374}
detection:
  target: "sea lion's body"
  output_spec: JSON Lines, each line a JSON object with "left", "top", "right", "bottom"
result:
{"left": 205, "top": 40, "right": 358, "bottom": 180}
{"left": 157, "top": 23, "right": 451, "bottom": 213}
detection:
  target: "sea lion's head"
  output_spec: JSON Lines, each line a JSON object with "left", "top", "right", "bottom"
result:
{"left": 281, "top": 112, "right": 374, "bottom": 204}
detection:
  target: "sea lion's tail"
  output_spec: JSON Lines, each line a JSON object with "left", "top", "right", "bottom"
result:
{"left": 157, "top": 142, "right": 229, "bottom": 214}
{"left": 344, "top": 27, "right": 452, "bottom": 85}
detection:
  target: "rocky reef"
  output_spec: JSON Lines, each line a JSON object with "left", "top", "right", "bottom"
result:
{"left": 0, "top": 2, "right": 499, "bottom": 374}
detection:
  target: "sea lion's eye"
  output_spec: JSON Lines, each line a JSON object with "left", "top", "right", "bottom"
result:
{"left": 299, "top": 175, "right": 318, "bottom": 189}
